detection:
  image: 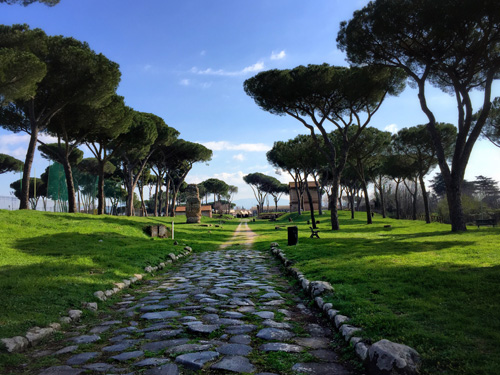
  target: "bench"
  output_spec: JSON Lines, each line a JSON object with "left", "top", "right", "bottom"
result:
{"left": 476, "top": 219, "right": 496, "bottom": 228}
{"left": 309, "top": 227, "right": 320, "bottom": 238}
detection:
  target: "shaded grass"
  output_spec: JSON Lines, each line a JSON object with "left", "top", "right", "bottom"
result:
{"left": 249, "top": 211, "right": 500, "bottom": 375}
{"left": 0, "top": 210, "right": 237, "bottom": 340}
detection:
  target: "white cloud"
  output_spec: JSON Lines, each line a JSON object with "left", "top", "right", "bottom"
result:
{"left": 179, "top": 79, "right": 190, "bottom": 86}
{"left": 0, "top": 133, "right": 63, "bottom": 159}
{"left": 201, "top": 141, "right": 270, "bottom": 152}
{"left": 200, "top": 50, "right": 206, "bottom": 56}
{"left": 241, "top": 61, "right": 265, "bottom": 74}
{"left": 233, "top": 153, "right": 245, "bottom": 161}
{"left": 384, "top": 124, "right": 398, "bottom": 134}
{"left": 270, "top": 50, "right": 286, "bottom": 60}
{"left": 190, "top": 61, "right": 265, "bottom": 77}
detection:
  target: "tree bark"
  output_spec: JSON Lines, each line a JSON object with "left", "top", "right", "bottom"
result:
{"left": 395, "top": 180, "right": 401, "bottom": 220}
{"left": 445, "top": 177, "right": 466, "bottom": 229}
{"left": 329, "top": 173, "right": 340, "bottom": 230}
{"left": 97, "top": 166, "right": 105, "bottom": 215}
{"left": 20, "top": 124, "right": 39, "bottom": 210}
{"left": 305, "top": 180, "right": 317, "bottom": 229}
{"left": 61, "top": 155, "right": 77, "bottom": 213}
{"left": 362, "top": 181, "right": 372, "bottom": 224}
{"left": 154, "top": 174, "right": 160, "bottom": 217}
{"left": 419, "top": 174, "right": 431, "bottom": 223}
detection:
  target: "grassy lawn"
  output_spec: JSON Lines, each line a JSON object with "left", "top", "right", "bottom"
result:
{"left": 249, "top": 211, "right": 500, "bottom": 375}
{"left": 0, "top": 209, "right": 238, "bottom": 340}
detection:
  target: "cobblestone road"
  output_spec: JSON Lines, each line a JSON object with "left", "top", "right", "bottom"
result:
{"left": 35, "top": 224, "right": 356, "bottom": 375}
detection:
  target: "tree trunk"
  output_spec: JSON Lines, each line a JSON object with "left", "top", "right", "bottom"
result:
{"left": 305, "top": 181, "right": 317, "bottom": 229}
{"left": 412, "top": 180, "right": 418, "bottom": 220}
{"left": 395, "top": 181, "right": 401, "bottom": 220}
{"left": 154, "top": 175, "right": 160, "bottom": 217}
{"left": 349, "top": 188, "right": 355, "bottom": 219}
{"left": 338, "top": 188, "right": 343, "bottom": 211}
{"left": 61, "top": 155, "right": 77, "bottom": 213}
{"left": 362, "top": 181, "right": 372, "bottom": 224}
{"left": 446, "top": 175, "right": 467, "bottom": 231}
{"left": 419, "top": 174, "right": 431, "bottom": 224}
{"left": 329, "top": 174, "right": 340, "bottom": 230}
{"left": 20, "top": 124, "right": 39, "bottom": 210}
{"left": 97, "top": 166, "right": 105, "bottom": 215}
{"left": 125, "top": 167, "right": 135, "bottom": 216}
{"left": 294, "top": 182, "right": 302, "bottom": 215}
{"left": 165, "top": 178, "right": 171, "bottom": 216}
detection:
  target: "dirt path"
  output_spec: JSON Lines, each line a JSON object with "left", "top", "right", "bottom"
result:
{"left": 219, "top": 220, "right": 258, "bottom": 250}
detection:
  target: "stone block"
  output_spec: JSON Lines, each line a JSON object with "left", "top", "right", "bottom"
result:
{"left": 94, "top": 291, "right": 106, "bottom": 301}
{"left": 368, "top": 339, "right": 421, "bottom": 375}
{"left": 309, "top": 280, "right": 334, "bottom": 297}
{"left": 26, "top": 327, "right": 54, "bottom": 346}
{"left": 68, "top": 310, "right": 83, "bottom": 321}
{"left": 1, "top": 336, "right": 29, "bottom": 352}
{"left": 334, "top": 314, "right": 349, "bottom": 328}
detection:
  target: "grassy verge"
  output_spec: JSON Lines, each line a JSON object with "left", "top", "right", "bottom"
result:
{"left": 249, "top": 211, "right": 500, "bottom": 375}
{"left": 0, "top": 209, "right": 237, "bottom": 340}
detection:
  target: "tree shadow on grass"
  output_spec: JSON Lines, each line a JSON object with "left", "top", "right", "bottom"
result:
{"left": 0, "top": 260, "right": 126, "bottom": 339}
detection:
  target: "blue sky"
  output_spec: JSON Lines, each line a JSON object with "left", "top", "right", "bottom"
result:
{"left": 1, "top": 0, "right": 499, "bottom": 208}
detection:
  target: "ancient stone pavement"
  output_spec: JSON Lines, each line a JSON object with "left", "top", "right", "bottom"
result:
{"left": 35, "top": 224, "right": 357, "bottom": 375}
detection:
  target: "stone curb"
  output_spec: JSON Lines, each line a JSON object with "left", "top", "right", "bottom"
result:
{"left": 1, "top": 246, "right": 194, "bottom": 354}
{"left": 269, "top": 242, "right": 421, "bottom": 375}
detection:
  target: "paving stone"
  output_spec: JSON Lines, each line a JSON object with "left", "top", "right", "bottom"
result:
{"left": 144, "top": 364, "right": 179, "bottom": 375}
{"left": 260, "top": 292, "right": 282, "bottom": 299}
{"left": 174, "top": 351, "right": 220, "bottom": 370}
{"left": 71, "top": 334, "right": 100, "bottom": 344}
{"left": 294, "top": 337, "right": 331, "bottom": 349}
{"left": 141, "top": 338, "right": 191, "bottom": 352}
{"left": 66, "top": 352, "right": 100, "bottom": 365}
{"left": 187, "top": 324, "right": 220, "bottom": 334}
{"left": 144, "top": 329, "right": 184, "bottom": 340}
{"left": 262, "top": 319, "right": 293, "bottom": 329}
{"left": 216, "top": 343, "right": 252, "bottom": 355}
{"left": 256, "top": 328, "right": 295, "bottom": 341}
{"left": 223, "top": 311, "right": 245, "bottom": 319}
{"left": 134, "top": 358, "right": 170, "bottom": 367}
{"left": 54, "top": 346, "right": 79, "bottom": 355}
{"left": 211, "top": 355, "right": 256, "bottom": 373}
{"left": 225, "top": 324, "right": 257, "bottom": 334}
{"left": 140, "top": 311, "right": 181, "bottom": 320}
{"left": 229, "top": 334, "right": 251, "bottom": 344}
{"left": 109, "top": 334, "right": 131, "bottom": 342}
{"left": 81, "top": 363, "right": 115, "bottom": 372}
{"left": 253, "top": 311, "right": 275, "bottom": 319}
{"left": 110, "top": 350, "right": 143, "bottom": 361}
{"left": 102, "top": 340, "right": 137, "bottom": 352}
{"left": 259, "top": 343, "right": 304, "bottom": 353}
{"left": 166, "top": 343, "right": 213, "bottom": 354}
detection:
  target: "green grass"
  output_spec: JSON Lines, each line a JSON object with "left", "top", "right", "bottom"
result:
{"left": 0, "top": 210, "right": 237, "bottom": 340}
{"left": 249, "top": 211, "right": 500, "bottom": 375}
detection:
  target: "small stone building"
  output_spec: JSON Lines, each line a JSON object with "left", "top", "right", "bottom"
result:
{"left": 289, "top": 181, "right": 320, "bottom": 212}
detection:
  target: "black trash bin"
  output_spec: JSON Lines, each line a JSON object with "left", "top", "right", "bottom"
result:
{"left": 288, "top": 226, "right": 298, "bottom": 246}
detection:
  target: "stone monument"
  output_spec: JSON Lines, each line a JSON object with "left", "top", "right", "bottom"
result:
{"left": 185, "top": 184, "right": 202, "bottom": 223}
